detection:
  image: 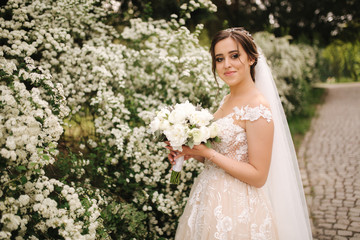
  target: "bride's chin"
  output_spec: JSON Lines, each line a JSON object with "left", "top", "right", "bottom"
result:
{"left": 222, "top": 78, "right": 239, "bottom": 87}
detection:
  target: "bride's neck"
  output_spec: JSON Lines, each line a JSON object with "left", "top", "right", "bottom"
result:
{"left": 229, "top": 79, "right": 255, "bottom": 98}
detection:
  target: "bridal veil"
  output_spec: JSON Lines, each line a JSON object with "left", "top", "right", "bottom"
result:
{"left": 255, "top": 50, "right": 313, "bottom": 239}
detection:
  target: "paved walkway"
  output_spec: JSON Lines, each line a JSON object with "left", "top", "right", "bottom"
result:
{"left": 298, "top": 82, "right": 360, "bottom": 240}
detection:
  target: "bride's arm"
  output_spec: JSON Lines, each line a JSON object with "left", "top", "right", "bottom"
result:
{"left": 178, "top": 117, "right": 274, "bottom": 188}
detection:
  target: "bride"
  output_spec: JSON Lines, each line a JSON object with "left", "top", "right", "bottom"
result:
{"left": 166, "top": 27, "right": 312, "bottom": 239}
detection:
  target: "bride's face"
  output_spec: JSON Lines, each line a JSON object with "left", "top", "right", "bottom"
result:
{"left": 214, "top": 37, "right": 253, "bottom": 87}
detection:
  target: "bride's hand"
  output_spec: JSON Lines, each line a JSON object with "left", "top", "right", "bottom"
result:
{"left": 179, "top": 144, "right": 210, "bottom": 158}
{"left": 165, "top": 141, "right": 200, "bottom": 165}
{"left": 165, "top": 142, "right": 191, "bottom": 165}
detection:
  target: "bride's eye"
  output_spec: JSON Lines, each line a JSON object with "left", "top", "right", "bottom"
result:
{"left": 216, "top": 57, "right": 224, "bottom": 62}
{"left": 231, "top": 53, "right": 239, "bottom": 59}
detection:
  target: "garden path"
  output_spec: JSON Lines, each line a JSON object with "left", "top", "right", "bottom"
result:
{"left": 298, "top": 82, "right": 360, "bottom": 240}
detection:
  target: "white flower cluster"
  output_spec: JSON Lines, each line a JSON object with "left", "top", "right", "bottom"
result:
{"left": 253, "top": 32, "right": 318, "bottom": 115}
{"left": 0, "top": 0, "right": 228, "bottom": 238}
{"left": 180, "top": 0, "right": 217, "bottom": 19}
{"left": 0, "top": 57, "right": 68, "bottom": 172}
{"left": 0, "top": 176, "right": 103, "bottom": 239}
{"left": 150, "top": 101, "right": 219, "bottom": 150}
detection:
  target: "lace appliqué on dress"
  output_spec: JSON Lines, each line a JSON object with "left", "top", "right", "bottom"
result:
{"left": 233, "top": 104, "right": 272, "bottom": 123}
{"left": 214, "top": 205, "right": 233, "bottom": 240}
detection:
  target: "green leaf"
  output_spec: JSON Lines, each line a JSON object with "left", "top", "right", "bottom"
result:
{"left": 214, "top": 136, "right": 221, "bottom": 143}
{"left": 16, "top": 165, "right": 27, "bottom": 172}
{"left": 205, "top": 141, "right": 212, "bottom": 148}
{"left": 20, "top": 176, "right": 28, "bottom": 184}
{"left": 43, "top": 154, "right": 50, "bottom": 160}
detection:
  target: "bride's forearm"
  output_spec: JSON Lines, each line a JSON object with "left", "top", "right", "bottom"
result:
{"left": 204, "top": 149, "right": 268, "bottom": 188}
{"left": 191, "top": 155, "right": 205, "bottom": 163}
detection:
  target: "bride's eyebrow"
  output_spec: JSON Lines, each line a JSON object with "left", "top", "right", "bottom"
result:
{"left": 228, "top": 50, "right": 239, "bottom": 54}
{"left": 215, "top": 50, "right": 239, "bottom": 57}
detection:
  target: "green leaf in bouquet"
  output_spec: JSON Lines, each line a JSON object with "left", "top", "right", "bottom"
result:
{"left": 153, "top": 131, "right": 166, "bottom": 142}
{"left": 188, "top": 139, "right": 194, "bottom": 149}
{"left": 214, "top": 136, "right": 221, "bottom": 143}
{"left": 205, "top": 140, "right": 212, "bottom": 148}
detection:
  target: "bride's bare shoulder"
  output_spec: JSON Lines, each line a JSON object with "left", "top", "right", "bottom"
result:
{"left": 241, "top": 89, "right": 270, "bottom": 109}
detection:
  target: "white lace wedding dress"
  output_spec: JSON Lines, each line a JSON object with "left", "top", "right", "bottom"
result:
{"left": 175, "top": 104, "right": 278, "bottom": 240}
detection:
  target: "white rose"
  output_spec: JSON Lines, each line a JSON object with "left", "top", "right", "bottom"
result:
{"left": 159, "top": 119, "right": 170, "bottom": 131}
{"left": 157, "top": 108, "right": 170, "bottom": 120}
{"left": 175, "top": 101, "right": 196, "bottom": 115}
{"left": 164, "top": 124, "right": 189, "bottom": 150}
{"left": 168, "top": 109, "right": 187, "bottom": 124}
{"left": 209, "top": 122, "right": 219, "bottom": 138}
{"left": 190, "top": 126, "right": 210, "bottom": 145}
{"left": 169, "top": 101, "right": 196, "bottom": 124}
{"left": 189, "top": 109, "right": 213, "bottom": 126}
{"left": 149, "top": 117, "right": 161, "bottom": 132}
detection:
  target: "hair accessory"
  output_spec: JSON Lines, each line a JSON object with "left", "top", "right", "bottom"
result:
{"left": 225, "top": 27, "right": 252, "bottom": 38}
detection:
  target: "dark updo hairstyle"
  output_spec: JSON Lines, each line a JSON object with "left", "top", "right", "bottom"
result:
{"left": 210, "top": 27, "right": 259, "bottom": 84}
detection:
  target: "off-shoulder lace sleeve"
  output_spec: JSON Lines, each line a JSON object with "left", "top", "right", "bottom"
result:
{"left": 233, "top": 104, "right": 272, "bottom": 123}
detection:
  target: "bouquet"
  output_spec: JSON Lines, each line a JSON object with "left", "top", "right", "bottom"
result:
{"left": 150, "top": 101, "right": 220, "bottom": 184}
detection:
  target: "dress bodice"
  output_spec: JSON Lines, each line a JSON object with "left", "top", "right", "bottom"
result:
{"left": 205, "top": 104, "right": 272, "bottom": 170}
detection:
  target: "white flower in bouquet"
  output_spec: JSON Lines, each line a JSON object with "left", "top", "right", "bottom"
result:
{"left": 150, "top": 101, "right": 220, "bottom": 184}
{"left": 189, "top": 126, "right": 210, "bottom": 146}
{"left": 209, "top": 122, "right": 219, "bottom": 138}
{"left": 189, "top": 109, "right": 213, "bottom": 126}
{"left": 168, "top": 101, "right": 196, "bottom": 124}
{"left": 163, "top": 124, "right": 189, "bottom": 151}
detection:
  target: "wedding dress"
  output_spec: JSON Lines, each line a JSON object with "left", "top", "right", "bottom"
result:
{"left": 175, "top": 104, "right": 278, "bottom": 240}
{"left": 175, "top": 52, "right": 312, "bottom": 240}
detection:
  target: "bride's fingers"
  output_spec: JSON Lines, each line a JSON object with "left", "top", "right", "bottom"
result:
{"left": 174, "top": 152, "right": 186, "bottom": 160}
{"left": 168, "top": 154, "right": 175, "bottom": 165}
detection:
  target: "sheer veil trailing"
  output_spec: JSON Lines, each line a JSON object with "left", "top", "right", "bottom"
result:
{"left": 255, "top": 51, "right": 313, "bottom": 239}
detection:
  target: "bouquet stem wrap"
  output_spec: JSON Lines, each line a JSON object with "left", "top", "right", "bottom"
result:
{"left": 170, "top": 155, "right": 184, "bottom": 184}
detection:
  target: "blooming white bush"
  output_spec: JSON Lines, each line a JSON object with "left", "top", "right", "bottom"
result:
{"left": 0, "top": 56, "right": 109, "bottom": 239}
{"left": 0, "top": 56, "right": 68, "bottom": 173}
{"left": 0, "top": 0, "right": 317, "bottom": 239}
{"left": 254, "top": 32, "right": 318, "bottom": 115}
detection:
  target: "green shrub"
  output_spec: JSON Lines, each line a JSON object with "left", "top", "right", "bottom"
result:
{"left": 320, "top": 40, "right": 360, "bottom": 81}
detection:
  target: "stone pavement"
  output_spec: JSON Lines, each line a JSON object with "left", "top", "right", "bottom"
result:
{"left": 298, "top": 82, "right": 360, "bottom": 240}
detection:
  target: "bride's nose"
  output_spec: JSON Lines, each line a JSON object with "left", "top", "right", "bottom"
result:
{"left": 224, "top": 57, "right": 231, "bottom": 68}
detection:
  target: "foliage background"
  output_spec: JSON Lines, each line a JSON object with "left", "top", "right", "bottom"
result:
{"left": 0, "top": 0, "right": 357, "bottom": 239}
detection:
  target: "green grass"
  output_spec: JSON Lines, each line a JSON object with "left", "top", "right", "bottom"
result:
{"left": 287, "top": 87, "right": 326, "bottom": 152}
